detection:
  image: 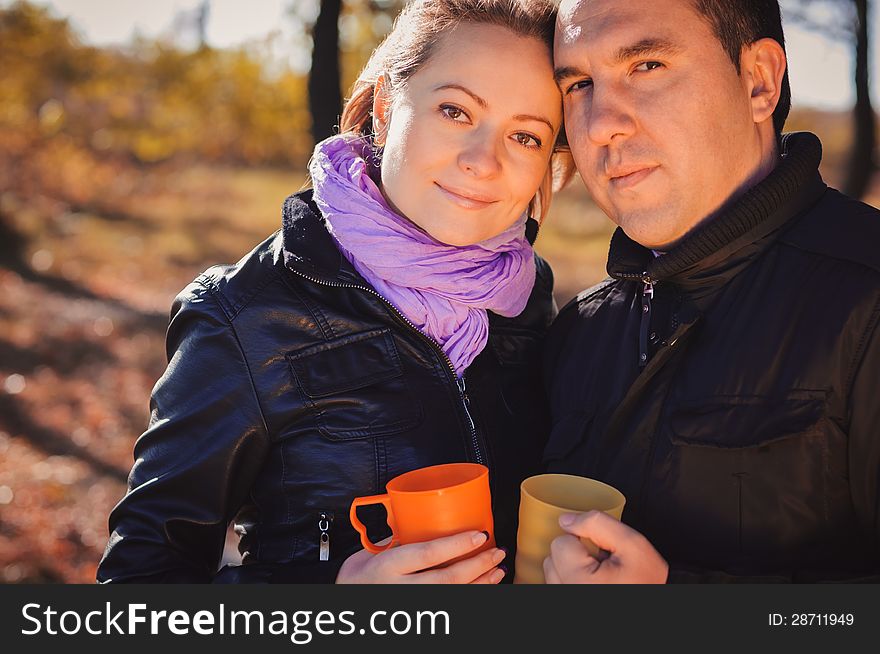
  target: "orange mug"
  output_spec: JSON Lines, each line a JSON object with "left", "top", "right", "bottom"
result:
{"left": 349, "top": 462, "right": 495, "bottom": 558}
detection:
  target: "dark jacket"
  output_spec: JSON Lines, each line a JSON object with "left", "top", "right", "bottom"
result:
{"left": 97, "top": 191, "right": 555, "bottom": 583}
{"left": 543, "top": 133, "right": 880, "bottom": 582}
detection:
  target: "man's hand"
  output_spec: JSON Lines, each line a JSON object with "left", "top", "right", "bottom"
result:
{"left": 336, "top": 530, "right": 506, "bottom": 584}
{"left": 543, "top": 511, "right": 668, "bottom": 584}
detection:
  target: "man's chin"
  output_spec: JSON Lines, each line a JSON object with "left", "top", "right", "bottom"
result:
{"left": 616, "top": 217, "right": 683, "bottom": 252}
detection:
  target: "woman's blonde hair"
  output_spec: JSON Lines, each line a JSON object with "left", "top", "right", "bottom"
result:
{"left": 339, "top": 0, "right": 573, "bottom": 224}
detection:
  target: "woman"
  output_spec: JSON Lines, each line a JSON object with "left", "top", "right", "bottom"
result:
{"left": 97, "top": 0, "right": 569, "bottom": 584}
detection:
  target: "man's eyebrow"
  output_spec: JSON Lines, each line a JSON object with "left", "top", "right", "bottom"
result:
{"left": 553, "top": 38, "right": 681, "bottom": 86}
{"left": 433, "top": 84, "right": 487, "bottom": 108}
{"left": 614, "top": 38, "right": 682, "bottom": 63}
{"left": 554, "top": 65, "right": 587, "bottom": 86}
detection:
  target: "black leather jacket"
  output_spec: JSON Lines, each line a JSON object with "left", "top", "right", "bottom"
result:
{"left": 97, "top": 191, "right": 556, "bottom": 583}
{"left": 544, "top": 133, "right": 880, "bottom": 581}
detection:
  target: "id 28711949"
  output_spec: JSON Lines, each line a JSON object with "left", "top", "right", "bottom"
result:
{"left": 769, "top": 613, "right": 855, "bottom": 627}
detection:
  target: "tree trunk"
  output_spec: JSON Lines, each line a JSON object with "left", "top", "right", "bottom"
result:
{"left": 308, "top": 0, "right": 343, "bottom": 145}
{"left": 844, "top": 0, "right": 876, "bottom": 198}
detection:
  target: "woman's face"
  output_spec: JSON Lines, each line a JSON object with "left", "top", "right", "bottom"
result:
{"left": 374, "top": 22, "right": 562, "bottom": 246}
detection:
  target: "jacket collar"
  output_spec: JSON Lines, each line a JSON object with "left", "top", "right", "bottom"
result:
{"left": 606, "top": 132, "right": 827, "bottom": 298}
{"left": 280, "top": 189, "right": 362, "bottom": 284}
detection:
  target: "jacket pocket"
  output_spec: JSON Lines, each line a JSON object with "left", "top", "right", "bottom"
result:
{"left": 660, "top": 391, "right": 842, "bottom": 561}
{"left": 668, "top": 391, "right": 826, "bottom": 449}
{"left": 287, "top": 329, "right": 423, "bottom": 440}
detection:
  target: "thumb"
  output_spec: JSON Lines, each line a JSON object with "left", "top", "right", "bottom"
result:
{"left": 558, "top": 510, "right": 628, "bottom": 552}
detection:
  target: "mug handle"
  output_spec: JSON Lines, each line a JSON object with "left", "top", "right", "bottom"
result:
{"left": 350, "top": 494, "right": 398, "bottom": 554}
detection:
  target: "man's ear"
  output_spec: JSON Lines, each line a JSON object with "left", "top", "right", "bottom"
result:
{"left": 371, "top": 74, "right": 392, "bottom": 146}
{"left": 742, "top": 38, "right": 787, "bottom": 126}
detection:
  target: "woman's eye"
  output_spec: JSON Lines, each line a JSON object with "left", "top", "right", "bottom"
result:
{"left": 635, "top": 61, "right": 663, "bottom": 72}
{"left": 514, "top": 133, "right": 541, "bottom": 148}
{"left": 440, "top": 104, "right": 466, "bottom": 121}
{"left": 565, "top": 79, "right": 593, "bottom": 94}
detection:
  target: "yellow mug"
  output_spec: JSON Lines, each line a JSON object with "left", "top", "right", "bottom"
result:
{"left": 513, "top": 473, "right": 626, "bottom": 584}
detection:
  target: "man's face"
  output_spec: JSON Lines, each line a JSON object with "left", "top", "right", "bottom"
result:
{"left": 555, "top": 0, "right": 766, "bottom": 249}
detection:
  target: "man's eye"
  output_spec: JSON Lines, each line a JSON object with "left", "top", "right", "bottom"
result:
{"left": 440, "top": 104, "right": 466, "bottom": 120}
{"left": 565, "top": 79, "right": 593, "bottom": 94}
{"left": 635, "top": 61, "right": 663, "bottom": 72}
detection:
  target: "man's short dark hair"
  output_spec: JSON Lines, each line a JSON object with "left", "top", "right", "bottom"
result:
{"left": 693, "top": 0, "right": 791, "bottom": 135}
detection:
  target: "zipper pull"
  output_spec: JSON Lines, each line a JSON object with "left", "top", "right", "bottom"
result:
{"left": 456, "top": 374, "right": 483, "bottom": 465}
{"left": 318, "top": 512, "right": 332, "bottom": 561}
{"left": 639, "top": 276, "right": 654, "bottom": 369}
{"left": 457, "top": 376, "right": 468, "bottom": 402}
{"left": 457, "top": 376, "right": 476, "bottom": 430}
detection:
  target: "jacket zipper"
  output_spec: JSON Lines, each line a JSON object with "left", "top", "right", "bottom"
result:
{"left": 639, "top": 276, "right": 654, "bottom": 369}
{"left": 318, "top": 511, "right": 333, "bottom": 561}
{"left": 617, "top": 271, "right": 656, "bottom": 369}
{"left": 456, "top": 376, "right": 480, "bottom": 463}
{"left": 287, "top": 269, "right": 484, "bottom": 465}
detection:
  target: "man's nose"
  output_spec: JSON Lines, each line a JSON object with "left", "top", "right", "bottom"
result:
{"left": 586, "top": 88, "right": 636, "bottom": 146}
{"left": 457, "top": 132, "right": 503, "bottom": 178}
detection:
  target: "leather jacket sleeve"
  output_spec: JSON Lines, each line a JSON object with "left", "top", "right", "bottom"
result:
{"left": 96, "top": 276, "right": 270, "bottom": 583}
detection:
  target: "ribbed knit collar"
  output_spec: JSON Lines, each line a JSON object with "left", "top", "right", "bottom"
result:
{"left": 606, "top": 132, "right": 827, "bottom": 296}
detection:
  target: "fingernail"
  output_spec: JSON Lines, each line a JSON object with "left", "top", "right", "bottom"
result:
{"left": 559, "top": 513, "right": 575, "bottom": 527}
{"left": 491, "top": 568, "right": 505, "bottom": 584}
{"left": 473, "top": 531, "right": 489, "bottom": 547}
{"left": 492, "top": 548, "right": 506, "bottom": 564}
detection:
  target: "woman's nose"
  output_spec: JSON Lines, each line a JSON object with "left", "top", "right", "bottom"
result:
{"left": 457, "top": 134, "right": 502, "bottom": 178}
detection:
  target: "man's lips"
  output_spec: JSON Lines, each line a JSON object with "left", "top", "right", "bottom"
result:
{"left": 434, "top": 182, "right": 499, "bottom": 209}
{"left": 607, "top": 165, "right": 659, "bottom": 190}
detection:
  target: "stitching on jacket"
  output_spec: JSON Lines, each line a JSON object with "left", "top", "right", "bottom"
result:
{"left": 281, "top": 274, "right": 335, "bottom": 340}
{"left": 374, "top": 435, "right": 384, "bottom": 496}
{"left": 197, "top": 267, "right": 284, "bottom": 322}
{"left": 844, "top": 293, "right": 880, "bottom": 406}
{"left": 228, "top": 269, "right": 284, "bottom": 320}
{"left": 200, "top": 281, "right": 272, "bottom": 445}
{"left": 557, "top": 277, "right": 618, "bottom": 316}
{"left": 776, "top": 239, "right": 880, "bottom": 281}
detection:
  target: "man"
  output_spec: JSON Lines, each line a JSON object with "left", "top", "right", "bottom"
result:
{"left": 543, "top": 0, "right": 880, "bottom": 583}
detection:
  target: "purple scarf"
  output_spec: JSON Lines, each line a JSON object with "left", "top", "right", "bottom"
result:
{"left": 309, "top": 134, "right": 536, "bottom": 376}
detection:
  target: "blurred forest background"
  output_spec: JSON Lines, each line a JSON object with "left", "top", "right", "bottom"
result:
{"left": 0, "top": 0, "right": 877, "bottom": 583}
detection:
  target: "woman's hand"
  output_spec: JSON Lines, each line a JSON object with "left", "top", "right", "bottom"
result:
{"left": 336, "top": 530, "right": 506, "bottom": 584}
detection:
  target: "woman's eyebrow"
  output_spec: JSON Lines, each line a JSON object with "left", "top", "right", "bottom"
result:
{"left": 434, "top": 83, "right": 555, "bottom": 132}
{"left": 433, "top": 83, "right": 487, "bottom": 108}
{"left": 512, "top": 113, "right": 556, "bottom": 133}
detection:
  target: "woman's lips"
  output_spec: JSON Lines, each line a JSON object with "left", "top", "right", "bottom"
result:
{"left": 435, "top": 183, "right": 499, "bottom": 209}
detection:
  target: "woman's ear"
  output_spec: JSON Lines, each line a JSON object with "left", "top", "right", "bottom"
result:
{"left": 742, "top": 38, "right": 787, "bottom": 126}
{"left": 372, "top": 74, "right": 392, "bottom": 146}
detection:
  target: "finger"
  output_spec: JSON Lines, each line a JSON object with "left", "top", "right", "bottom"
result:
{"left": 382, "top": 531, "right": 490, "bottom": 575}
{"left": 414, "top": 546, "right": 505, "bottom": 584}
{"left": 558, "top": 511, "right": 635, "bottom": 553}
{"left": 543, "top": 555, "right": 561, "bottom": 584}
{"left": 549, "top": 534, "right": 600, "bottom": 581}
{"left": 470, "top": 566, "right": 506, "bottom": 585}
